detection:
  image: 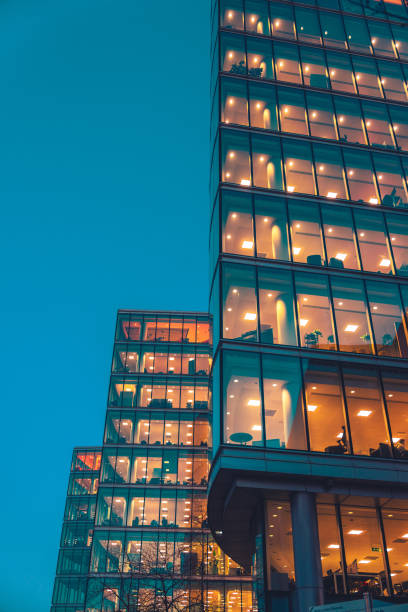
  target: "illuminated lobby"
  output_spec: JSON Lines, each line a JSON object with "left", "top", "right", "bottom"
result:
{"left": 208, "top": 0, "right": 408, "bottom": 610}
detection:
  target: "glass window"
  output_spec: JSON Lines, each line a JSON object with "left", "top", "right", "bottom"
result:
{"left": 222, "top": 190, "right": 254, "bottom": 256}
{"left": 362, "top": 101, "right": 394, "bottom": 149}
{"left": 317, "top": 505, "right": 344, "bottom": 597}
{"left": 223, "top": 350, "right": 263, "bottom": 446}
{"left": 116, "top": 314, "right": 142, "bottom": 342}
{"left": 304, "top": 361, "right": 348, "bottom": 453}
{"left": 320, "top": 11, "right": 346, "bottom": 49}
{"left": 388, "top": 105, "right": 408, "bottom": 152}
{"left": 254, "top": 194, "right": 289, "bottom": 261}
{"left": 369, "top": 21, "right": 395, "bottom": 58}
{"left": 354, "top": 210, "right": 393, "bottom": 274}
{"left": 274, "top": 42, "right": 302, "bottom": 85}
{"left": 258, "top": 268, "right": 297, "bottom": 346}
{"left": 220, "top": 0, "right": 244, "bottom": 30}
{"left": 196, "top": 319, "right": 210, "bottom": 344}
{"left": 352, "top": 57, "right": 382, "bottom": 99}
{"left": 341, "top": 506, "right": 387, "bottom": 596}
{"left": 378, "top": 60, "right": 408, "bottom": 103}
{"left": 249, "top": 82, "right": 278, "bottom": 131}
{"left": 183, "top": 317, "right": 197, "bottom": 344}
{"left": 221, "top": 77, "right": 248, "bottom": 127}
{"left": 283, "top": 139, "right": 315, "bottom": 195}
{"left": 306, "top": 91, "right": 337, "bottom": 139}
{"left": 289, "top": 201, "right": 324, "bottom": 266}
{"left": 327, "top": 51, "right": 356, "bottom": 94}
{"left": 252, "top": 134, "right": 283, "bottom": 190}
{"left": 366, "top": 282, "right": 407, "bottom": 358}
{"left": 386, "top": 214, "right": 408, "bottom": 275}
{"left": 392, "top": 26, "right": 408, "bottom": 62}
{"left": 278, "top": 86, "right": 308, "bottom": 136}
{"left": 222, "top": 130, "right": 251, "bottom": 186}
{"left": 343, "top": 368, "right": 390, "bottom": 457}
{"left": 300, "top": 47, "right": 328, "bottom": 89}
{"left": 294, "top": 7, "right": 321, "bottom": 45}
{"left": 331, "top": 278, "right": 374, "bottom": 354}
{"left": 295, "top": 273, "right": 336, "bottom": 350}
{"left": 382, "top": 510, "right": 408, "bottom": 591}
{"left": 269, "top": 2, "right": 295, "bottom": 40}
{"left": 314, "top": 144, "right": 347, "bottom": 200}
{"left": 265, "top": 501, "right": 295, "bottom": 590}
{"left": 342, "top": 149, "right": 379, "bottom": 204}
{"left": 105, "top": 411, "right": 134, "bottom": 444}
{"left": 222, "top": 263, "right": 258, "bottom": 342}
{"left": 382, "top": 372, "right": 408, "bottom": 458}
{"left": 333, "top": 96, "right": 366, "bottom": 145}
{"left": 247, "top": 38, "right": 274, "bottom": 80}
{"left": 221, "top": 33, "right": 246, "bottom": 74}
{"left": 245, "top": 0, "right": 270, "bottom": 35}
{"left": 322, "top": 205, "right": 358, "bottom": 270}
{"left": 263, "top": 355, "right": 306, "bottom": 449}
{"left": 343, "top": 17, "right": 371, "bottom": 54}
{"left": 155, "top": 319, "right": 170, "bottom": 342}
{"left": 373, "top": 154, "right": 408, "bottom": 209}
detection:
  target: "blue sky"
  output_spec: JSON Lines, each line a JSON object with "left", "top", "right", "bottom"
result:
{"left": 0, "top": 1, "right": 210, "bottom": 609}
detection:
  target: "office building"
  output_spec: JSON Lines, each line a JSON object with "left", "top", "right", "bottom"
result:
{"left": 51, "top": 311, "right": 253, "bottom": 611}
{"left": 207, "top": 0, "right": 408, "bottom": 610}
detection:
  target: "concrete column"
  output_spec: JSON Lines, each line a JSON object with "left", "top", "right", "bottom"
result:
{"left": 276, "top": 293, "right": 296, "bottom": 346}
{"left": 290, "top": 492, "right": 324, "bottom": 612}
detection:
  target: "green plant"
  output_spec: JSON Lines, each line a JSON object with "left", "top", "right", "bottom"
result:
{"left": 305, "top": 329, "right": 322, "bottom": 347}
{"left": 230, "top": 60, "right": 246, "bottom": 75}
{"left": 360, "top": 333, "right": 371, "bottom": 343}
{"left": 382, "top": 333, "right": 393, "bottom": 346}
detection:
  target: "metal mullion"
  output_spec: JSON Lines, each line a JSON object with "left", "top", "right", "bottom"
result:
{"left": 368, "top": 147, "right": 383, "bottom": 206}
{"left": 274, "top": 82, "right": 284, "bottom": 134}
{"left": 338, "top": 360, "right": 354, "bottom": 456}
{"left": 362, "top": 276, "right": 379, "bottom": 356}
{"left": 377, "top": 366, "right": 396, "bottom": 459}
{"left": 301, "top": 87, "right": 312, "bottom": 137}
{"left": 396, "top": 282, "right": 408, "bottom": 356}
{"left": 255, "top": 265, "right": 262, "bottom": 344}
{"left": 377, "top": 505, "right": 394, "bottom": 597}
{"left": 299, "top": 352, "right": 311, "bottom": 452}
{"left": 285, "top": 195, "right": 295, "bottom": 264}
{"left": 291, "top": 261, "right": 303, "bottom": 349}
{"left": 245, "top": 71, "right": 251, "bottom": 129}
{"left": 308, "top": 136, "right": 319, "bottom": 199}
{"left": 317, "top": 200, "right": 329, "bottom": 267}
{"left": 327, "top": 274, "right": 341, "bottom": 353}
{"left": 338, "top": 144, "right": 352, "bottom": 202}
{"left": 259, "top": 351, "right": 267, "bottom": 449}
{"left": 350, "top": 207, "right": 365, "bottom": 274}
{"left": 383, "top": 100, "right": 399, "bottom": 150}
{"left": 219, "top": 269, "right": 224, "bottom": 447}
{"left": 251, "top": 190, "right": 258, "bottom": 259}
{"left": 381, "top": 208, "right": 398, "bottom": 276}
{"left": 335, "top": 503, "right": 349, "bottom": 595}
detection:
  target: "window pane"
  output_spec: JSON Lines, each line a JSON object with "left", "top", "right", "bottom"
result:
{"left": 222, "top": 190, "right": 254, "bottom": 256}
{"left": 263, "top": 355, "right": 306, "bottom": 449}
{"left": 366, "top": 282, "right": 408, "bottom": 358}
{"left": 222, "top": 130, "right": 251, "bottom": 186}
{"left": 295, "top": 8, "right": 321, "bottom": 45}
{"left": 220, "top": 0, "right": 244, "bottom": 29}
{"left": 254, "top": 194, "right": 289, "bottom": 261}
{"left": 289, "top": 201, "right": 325, "bottom": 265}
{"left": 247, "top": 38, "right": 274, "bottom": 80}
{"left": 314, "top": 144, "right": 347, "bottom": 200}
{"left": 352, "top": 57, "right": 382, "bottom": 99}
{"left": 373, "top": 153, "right": 408, "bottom": 209}
{"left": 249, "top": 82, "right": 278, "bottom": 131}
{"left": 332, "top": 278, "right": 374, "bottom": 354}
{"left": 343, "top": 368, "right": 390, "bottom": 457}
{"left": 258, "top": 268, "right": 297, "bottom": 346}
{"left": 265, "top": 501, "right": 295, "bottom": 589}
{"left": 378, "top": 60, "right": 408, "bottom": 103}
{"left": 354, "top": 210, "right": 393, "bottom": 274}
{"left": 295, "top": 272, "right": 336, "bottom": 350}
{"left": 306, "top": 92, "right": 337, "bottom": 140}
{"left": 252, "top": 135, "right": 283, "bottom": 190}
{"left": 389, "top": 105, "right": 408, "bottom": 152}
{"left": 278, "top": 86, "right": 308, "bottom": 136}
{"left": 341, "top": 507, "right": 387, "bottom": 596}
{"left": 382, "top": 372, "right": 408, "bottom": 458}
{"left": 320, "top": 11, "right": 346, "bottom": 49}
{"left": 221, "top": 33, "right": 246, "bottom": 74}
{"left": 342, "top": 149, "right": 379, "bottom": 204}
{"left": 300, "top": 47, "right": 328, "bottom": 89}
{"left": 383, "top": 510, "right": 408, "bottom": 591}
{"left": 222, "top": 264, "right": 258, "bottom": 341}
{"left": 269, "top": 2, "right": 295, "bottom": 40}
{"left": 245, "top": 0, "right": 270, "bottom": 35}
{"left": 322, "top": 205, "right": 359, "bottom": 270}
{"left": 221, "top": 77, "right": 248, "bottom": 126}
{"left": 274, "top": 42, "right": 302, "bottom": 84}
{"left": 223, "top": 350, "right": 263, "bottom": 446}
{"left": 283, "top": 139, "right": 315, "bottom": 195}
{"left": 344, "top": 16, "right": 371, "bottom": 54}
{"left": 327, "top": 51, "right": 356, "bottom": 94}
{"left": 361, "top": 101, "right": 394, "bottom": 149}
{"left": 386, "top": 214, "right": 408, "bottom": 275}
{"left": 333, "top": 96, "right": 366, "bottom": 145}
{"left": 303, "top": 361, "right": 348, "bottom": 454}
{"left": 318, "top": 505, "right": 344, "bottom": 597}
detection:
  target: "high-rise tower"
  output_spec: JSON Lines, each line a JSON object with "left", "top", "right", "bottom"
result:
{"left": 207, "top": 0, "right": 408, "bottom": 610}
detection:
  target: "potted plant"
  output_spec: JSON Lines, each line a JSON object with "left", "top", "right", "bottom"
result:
{"left": 305, "top": 329, "right": 322, "bottom": 347}
{"left": 230, "top": 60, "right": 247, "bottom": 75}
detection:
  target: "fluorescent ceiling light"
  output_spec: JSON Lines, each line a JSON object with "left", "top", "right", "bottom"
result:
{"left": 359, "top": 560, "right": 371, "bottom": 564}
{"left": 328, "top": 544, "right": 340, "bottom": 549}
{"left": 335, "top": 253, "right": 347, "bottom": 262}
{"left": 357, "top": 410, "right": 372, "bottom": 417}
{"left": 344, "top": 324, "right": 358, "bottom": 332}
{"left": 242, "top": 240, "right": 253, "bottom": 249}
{"left": 244, "top": 312, "right": 257, "bottom": 320}
{"left": 240, "top": 179, "right": 251, "bottom": 186}
{"left": 299, "top": 319, "right": 309, "bottom": 327}
{"left": 248, "top": 399, "right": 261, "bottom": 407}
{"left": 327, "top": 192, "right": 337, "bottom": 198}
{"left": 369, "top": 198, "right": 378, "bottom": 205}
{"left": 307, "top": 405, "right": 318, "bottom": 412}
{"left": 287, "top": 186, "right": 295, "bottom": 192}
{"left": 252, "top": 425, "right": 262, "bottom": 431}
{"left": 348, "top": 530, "right": 364, "bottom": 535}
{"left": 293, "top": 247, "right": 301, "bottom": 255}
{"left": 379, "top": 258, "right": 390, "bottom": 267}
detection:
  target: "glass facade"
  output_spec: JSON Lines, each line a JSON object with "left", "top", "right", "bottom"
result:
{"left": 51, "top": 311, "right": 254, "bottom": 612}
{"left": 208, "top": 1, "right": 408, "bottom": 611}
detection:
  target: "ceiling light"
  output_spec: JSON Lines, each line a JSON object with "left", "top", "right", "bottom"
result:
{"left": 357, "top": 410, "right": 372, "bottom": 417}
{"left": 299, "top": 319, "right": 308, "bottom": 327}
{"left": 393, "top": 438, "right": 400, "bottom": 443}
{"left": 348, "top": 530, "right": 364, "bottom": 535}
{"left": 379, "top": 258, "right": 390, "bottom": 267}
{"left": 335, "top": 253, "right": 347, "bottom": 262}
{"left": 401, "top": 533, "right": 408, "bottom": 539}
{"left": 229, "top": 151, "right": 235, "bottom": 159}
{"left": 287, "top": 186, "right": 295, "bottom": 192}
{"left": 359, "top": 560, "right": 371, "bottom": 564}
{"left": 307, "top": 405, "right": 318, "bottom": 412}
{"left": 369, "top": 198, "right": 379, "bottom": 205}
{"left": 248, "top": 399, "right": 261, "bottom": 406}
{"left": 240, "top": 179, "right": 251, "bottom": 186}
{"left": 344, "top": 324, "right": 358, "bottom": 332}
{"left": 242, "top": 240, "right": 253, "bottom": 249}
{"left": 328, "top": 228, "right": 333, "bottom": 233}
{"left": 252, "top": 425, "right": 262, "bottom": 431}
{"left": 293, "top": 247, "right": 301, "bottom": 255}
{"left": 128, "top": 355, "right": 135, "bottom": 360}
{"left": 327, "top": 192, "right": 338, "bottom": 199}
{"left": 244, "top": 312, "right": 257, "bottom": 320}
{"left": 328, "top": 544, "right": 340, "bottom": 549}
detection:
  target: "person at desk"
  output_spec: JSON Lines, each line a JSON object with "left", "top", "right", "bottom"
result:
{"left": 394, "top": 438, "right": 408, "bottom": 458}
{"left": 325, "top": 426, "right": 348, "bottom": 455}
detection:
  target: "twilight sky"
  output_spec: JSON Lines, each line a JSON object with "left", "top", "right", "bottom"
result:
{"left": 0, "top": 1, "right": 210, "bottom": 609}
